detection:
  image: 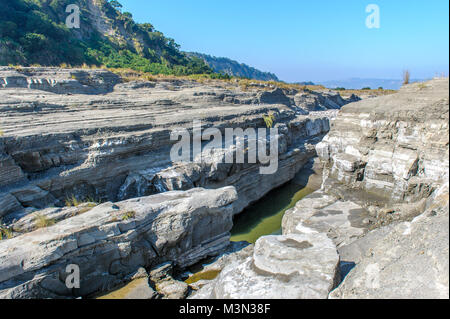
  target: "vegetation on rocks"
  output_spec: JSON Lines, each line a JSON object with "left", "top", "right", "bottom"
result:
{"left": 121, "top": 210, "right": 136, "bottom": 221}
{"left": 0, "top": 0, "right": 223, "bottom": 77}
{"left": 34, "top": 213, "right": 56, "bottom": 229}
{"left": 403, "top": 70, "right": 411, "bottom": 85}
{"left": 262, "top": 113, "right": 275, "bottom": 128}
{"left": 0, "top": 221, "right": 13, "bottom": 240}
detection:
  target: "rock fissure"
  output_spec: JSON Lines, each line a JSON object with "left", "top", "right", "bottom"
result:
{"left": 189, "top": 78, "right": 449, "bottom": 300}
{"left": 2, "top": 67, "right": 447, "bottom": 300}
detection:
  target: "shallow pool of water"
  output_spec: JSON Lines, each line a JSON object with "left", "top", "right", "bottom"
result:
{"left": 230, "top": 181, "right": 313, "bottom": 244}
{"left": 96, "top": 277, "right": 148, "bottom": 299}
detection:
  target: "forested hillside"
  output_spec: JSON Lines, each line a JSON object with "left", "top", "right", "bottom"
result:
{"left": 189, "top": 52, "right": 279, "bottom": 81}
{"left": 0, "top": 0, "right": 215, "bottom": 76}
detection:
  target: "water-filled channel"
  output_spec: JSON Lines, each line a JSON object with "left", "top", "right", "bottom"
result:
{"left": 230, "top": 180, "right": 313, "bottom": 244}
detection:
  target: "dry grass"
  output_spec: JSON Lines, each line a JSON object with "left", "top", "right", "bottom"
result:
{"left": 34, "top": 213, "right": 56, "bottom": 229}
{"left": 65, "top": 195, "right": 81, "bottom": 207}
{"left": 262, "top": 113, "right": 276, "bottom": 128}
{"left": 105, "top": 67, "right": 327, "bottom": 91}
{"left": 108, "top": 68, "right": 230, "bottom": 84}
{"left": 236, "top": 78, "right": 325, "bottom": 92}
{"left": 121, "top": 211, "right": 136, "bottom": 221}
{"left": 403, "top": 70, "right": 411, "bottom": 85}
{"left": 76, "top": 206, "right": 93, "bottom": 215}
{"left": 8, "top": 65, "right": 24, "bottom": 72}
{"left": 108, "top": 68, "right": 156, "bottom": 82}
{"left": 60, "top": 63, "right": 100, "bottom": 70}
{"left": 0, "top": 220, "right": 13, "bottom": 240}
{"left": 65, "top": 195, "right": 99, "bottom": 208}
{"left": 6, "top": 64, "right": 398, "bottom": 97}
{"left": 75, "top": 202, "right": 99, "bottom": 215}
{"left": 59, "top": 63, "right": 72, "bottom": 69}
{"left": 417, "top": 82, "right": 428, "bottom": 90}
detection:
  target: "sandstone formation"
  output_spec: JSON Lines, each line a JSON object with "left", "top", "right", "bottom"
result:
{"left": 189, "top": 78, "right": 449, "bottom": 300}
{"left": 2, "top": 66, "right": 446, "bottom": 300}
{"left": 316, "top": 79, "right": 449, "bottom": 204}
{"left": 330, "top": 181, "right": 449, "bottom": 299}
{"left": 0, "top": 67, "right": 358, "bottom": 298}
{"left": 304, "top": 78, "right": 449, "bottom": 298}
{"left": 0, "top": 187, "right": 237, "bottom": 298}
{"left": 0, "top": 67, "right": 353, "bottom": 221}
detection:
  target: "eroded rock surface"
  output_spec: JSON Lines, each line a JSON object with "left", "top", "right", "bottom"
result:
{"left": 203, "top": 78, "right": 449, "bottom": 300}
{"left": 0, "top": 187, "right": 237, "bottom": 298}
{"left": 282, "top": 190, "right": 370, "bottom": 248}
{"left": 0, "top": 67, "right": 360, "bottom": 299}
{"left": 330, "top": 183, "right": 449, "bottom": 299}
{"left": 0, "top": 67, "right": 354, "bottom": 223}
{"left": 191, "top": 233, "right": 339, "bottom": 299}
{"left": 316, "top": 78, "right": 449, "bottom": 203}
{"left": 287, "top": 78, "right": 449, "bottom": 299}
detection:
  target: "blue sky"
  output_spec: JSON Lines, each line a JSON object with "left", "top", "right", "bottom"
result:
{"left": 120, "top": 0, "right": 449, "bottom": 82}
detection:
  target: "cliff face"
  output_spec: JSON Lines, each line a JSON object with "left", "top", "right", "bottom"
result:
{"left": 315, "top": 79, "right": 449, "bottom": 298}
{"left": 287, "top": 78, "right": 449, "bottom": 298}
{"left": 192, "top": 78, "right": 449, "bottom": 299}
{"left": 317, "top": 78, "right": 449, "bottom": 204}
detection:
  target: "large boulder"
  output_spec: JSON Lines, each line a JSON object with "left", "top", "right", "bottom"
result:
{"left": 330, "top": 183, "right": 449, "bottom": 299}
{"left": 0, "top": 187, "right": 237, "bottom": 299}
{"left": 282, "top": 190, "right": 370, "bottom": 248}
{"left": 193, "top": 232, "right": 339, "bottom": 299}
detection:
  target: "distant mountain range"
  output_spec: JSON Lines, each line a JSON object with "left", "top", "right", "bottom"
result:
{"left": 188, "top": 53, "right": 279, "bottom": 81}
{"left": 318, "top": 78, "right": 425, "bottom": 90}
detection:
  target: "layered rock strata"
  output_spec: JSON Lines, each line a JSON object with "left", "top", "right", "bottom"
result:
{"left": 0, "top": 187, "right": 237, "bottom": 298}
{"left": 316, "top": 78, "right": 449, "bottom": 204}
{"left": 0, "top": 67, "right": 354, "bottom": 222}
{"left": 0, "top": 67, "right": 359, "bottom": 299}
{"left": 293, "top": 78, "right": 449, "bottom": 298}
{"left": 190, "top": 78, "right": 449, "bottom": 299}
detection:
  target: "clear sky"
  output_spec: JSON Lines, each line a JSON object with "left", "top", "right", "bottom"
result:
{"left": 120, "top": 0, "right": 449, "bottom": 82}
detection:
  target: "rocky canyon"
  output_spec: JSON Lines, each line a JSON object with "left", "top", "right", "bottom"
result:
{"left": 0, "top": 67, "right": 448, "bottom": 299}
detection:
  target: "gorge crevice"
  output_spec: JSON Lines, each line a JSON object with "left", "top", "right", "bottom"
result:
{"left": 0, "top": 67, "right": 354, "bottom": 298}
{"left": 189, "top": 78, "right": 449, "bottom": 299}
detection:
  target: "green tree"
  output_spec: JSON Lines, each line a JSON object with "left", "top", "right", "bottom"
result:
{"left": 109, "top": 0, "right": 122, "bottom": 11}
{"left": 22, "top": 33, "right": 48, "bottom": 51}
